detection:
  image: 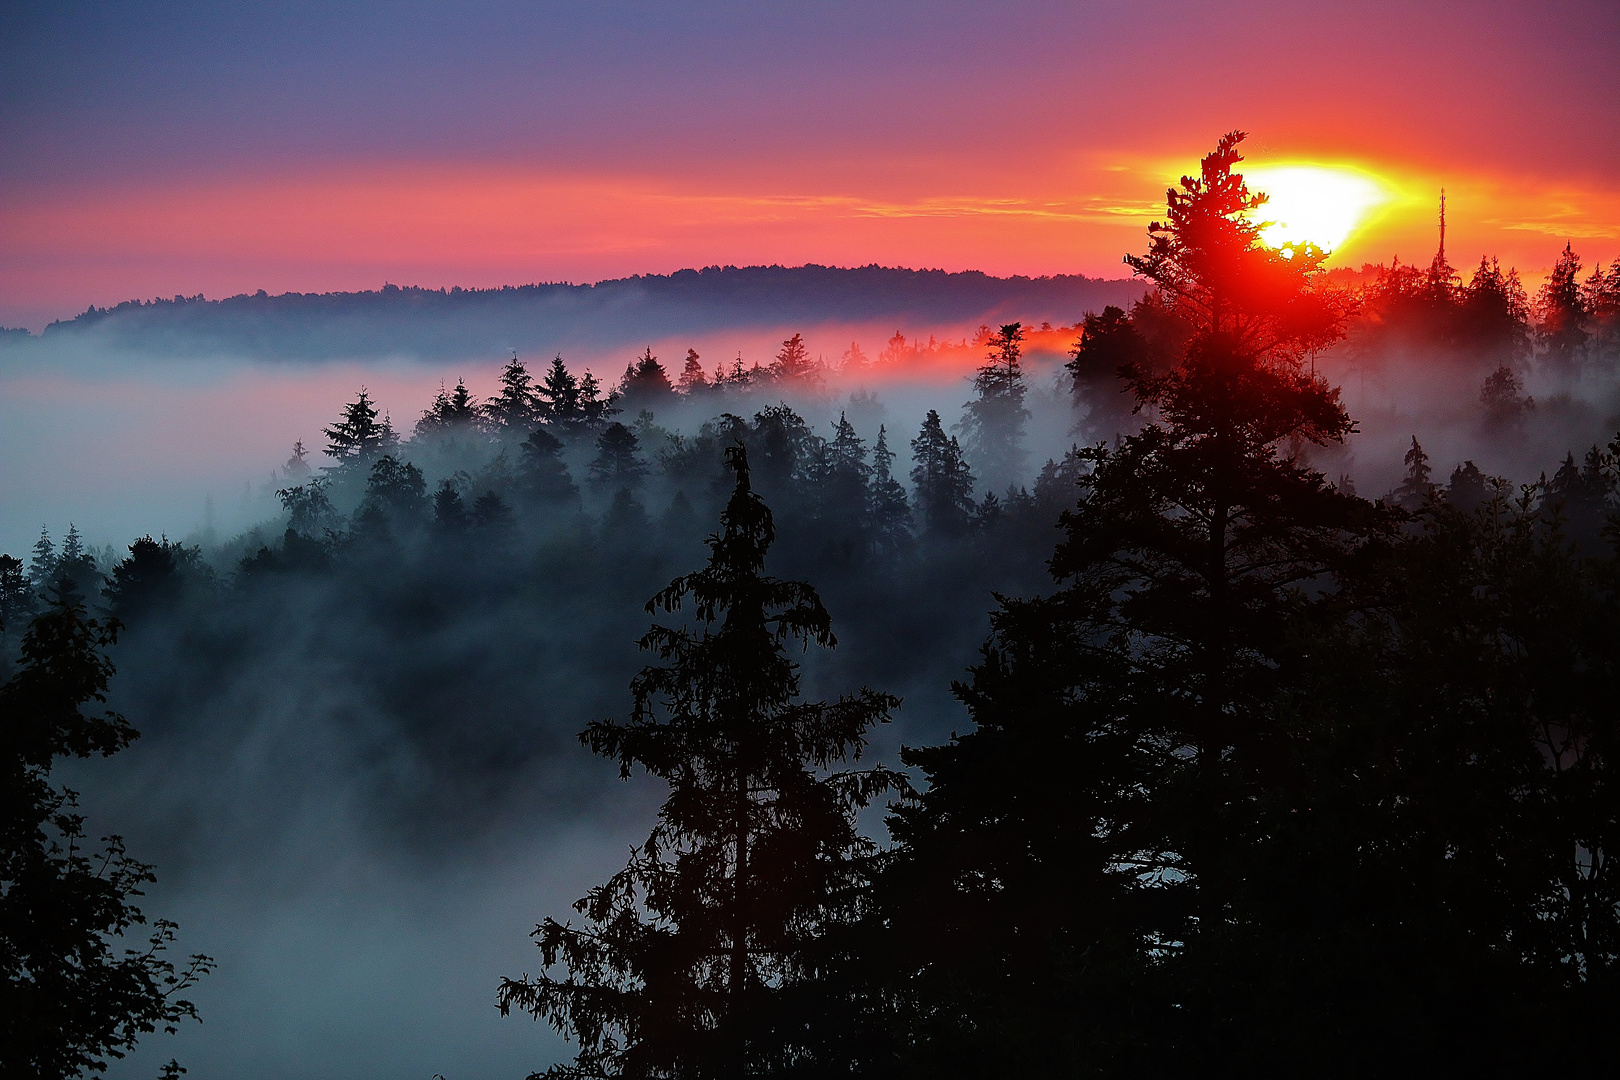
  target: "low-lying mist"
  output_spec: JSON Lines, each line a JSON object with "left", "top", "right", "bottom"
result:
{"left": 7, "top": 264, "right": 1620, "bottom": 1078}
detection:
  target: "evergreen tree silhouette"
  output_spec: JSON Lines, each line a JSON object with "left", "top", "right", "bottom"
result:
{"left": 957, "top": 323, "right": 1030, "bottom": 491}
{"left": 1460, "top": 257, "right": 1531, "bottom": 368}
{"left": 28, "top": 528, "right": 56, "bottom": 592}
{"left": 416, "top": 379, "right": 484, "bottom": 439}
{"left": 322, "top": 388, "right": 395, "bottom": 469}
{"left": 880, "top": 132, "right": 1378, "bottom": 1074}
{"left": 1392, "top": 435, "right": 1435, "bottom": 509}
{"left": 578, "top": 370, "right": 617, "bottom": 431}
{"left": 590, "top": 423, "right": 648, "bottom": 491}
{"left": 431, "top": 481, "right": 470, "bottom": 534}
{"left": 538, "top": 356, "right": 583, "bottom": 427}
{"left": 0, "top": 581, "right": 212, "bottom": 1077}
{"left": 1065, "top": 305, "right": 1145, "bottom": 436}
{"left": 909, "top": 410, "right": 974, "bottom": 536}
{"left": 677, "top": 349, "right": 709, "bottom": 395}
{"left": 868, "top": 426, "right": 912, "bottom": 553}
{"left": 0, "top": 554, "right": 33, "bottom": 641}
{"left": 359, "top": 456, "right": 429, "bottom": 530}
{"left": 771, "top": 333, "right": 818, "bottom": 384}
{"left": 1480, "top": 363, "right": 1534, "bottom": 429}
{"left": 750, "top": 405, "right": 815, "bottom": 507}
{"left": 1537, "top": 242, "right": 1588, "bottom": 371}
{"left": 619, "top": 348, "right": 676, "bottom": 412}
{"left": 518, "top": 427, "right": 580, "bottom": 508}
{"left": 487, "top": 355, "right": 545, "bottom": 434}
{"left": 53, "top": 526, "right": 101, "bottom": 600}
{"left": 281, "top": 440, "right": 313, "bottom": 481}
{"left": 102, "top": 537, "right": 186, "bottom": 621}
{"left": 499, "top": 445, "right": 900, "bottom": 1079}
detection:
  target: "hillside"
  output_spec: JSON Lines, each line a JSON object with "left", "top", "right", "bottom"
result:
{"left": 16, "top": 264, "right": 1145, "bottom": 360}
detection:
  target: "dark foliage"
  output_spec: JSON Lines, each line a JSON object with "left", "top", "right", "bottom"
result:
{"left": 0, "top": 582, "right": 211, "bottom": 1078}
{"left": 499, "top": 446, "right": 901, "bottom": 1079}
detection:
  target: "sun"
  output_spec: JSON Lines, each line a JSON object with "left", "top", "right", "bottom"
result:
{"left": 1242, "top": 164, "right": 1392, "bottom": 255}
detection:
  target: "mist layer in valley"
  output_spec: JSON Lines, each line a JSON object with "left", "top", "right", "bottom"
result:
{"left": 5, "top": 245, "right": 1620, "bottom": 1079}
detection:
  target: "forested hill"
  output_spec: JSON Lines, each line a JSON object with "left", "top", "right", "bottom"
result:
{"left": 20, "top": 265, "right": 1145, "bottom": 360}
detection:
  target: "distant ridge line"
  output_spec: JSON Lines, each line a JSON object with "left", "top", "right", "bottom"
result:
{"left": 21, "top": 263, "right": 1146, "bottom": 361}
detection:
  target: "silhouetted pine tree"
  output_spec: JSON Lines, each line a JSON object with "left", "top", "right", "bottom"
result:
{"left": 1537, "top": 243, "right": 1588, "bottom": 372}
{"left": 771, "top": 333, "right": 818, "bottom": 385}
{"left": 909, "top": 410, "right": 974, "bottom": 536}
{"left": 487, "top": 355, "right": 545, "bottom": 434}
{"left": 1480, "top": 363, "right": 1534, "bottom": 429}
{"left": 28, "top": 529, "right": 56, "bottom": 592}
{"left": 957, "top": 323, "right": 1029, "bottom": 491}
{"left": 677, "top": 349, "right": 709, "bottom": 395}
{"left": 432, "top": 481, "right": 470, "bottom": 534}
{"left": 0, "top": 581, "right": 212, "bottom": 1078}
{"left": 1460, "top": 257, "right": 1531, "bottom": 369}
{"left": 578, "top": 370, "right": 616, "bottom": 431}
{"left": 750, "top": 405, "right": 816, "bottom": 508}
{"left": 1392, "top": 435, "right": 1435, "bottom": 509}
{"left": 1287, "top": 472, "right": 1620, "bottom": 1074}
{"left": 415, "top": 379, "right": 484, "bottom": 439}
{"left": 619, "top": 349, "right": 676, "bottom": 413}
{"left": 281, "top": 440, "right": 313, "bottom": 481}
{"left": 590, "top": 423, "right": 648, "bottom": 491}
{"left": 868, "top": 426, "right": 912, "bottom": 553}
{"left": 518, "top": 427, "right": 580, "bottom": 508}
{"left": 879, "top": 131, "right": 1378, "bottom": 1075}
{"left": 537, "top": 356, "right": 583, "bottom": 427}
{"left": 322, "top": 388, "right": 397, "bottom": 470}
{"left": 0, "top": 555, "right": 32, "bottom": 642}
{"left": 102, "top": 537, "right": 191, "bottom": 621}
{"left": 53, "top": 526, "right": 101, "bottom": 600}
{"left": 815, "top": 413, "right": 871, "bottom": 546}
{"left": 1065, "top": 305, "right": 1145, "bottom": 437}
{"left": 499, "top": 445, "right": 900, "bottom": 1079}
{"left": 359, "top": 456, "right": 429, "bottom": 530}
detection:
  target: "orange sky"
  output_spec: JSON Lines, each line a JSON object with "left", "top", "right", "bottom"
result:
{"left": 3, "top": 2, "right": 1617, "bottom": 329}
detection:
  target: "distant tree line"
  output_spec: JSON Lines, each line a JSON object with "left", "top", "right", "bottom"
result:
{"left": 6, "top": 131, "right": 1620, "bottom": 1077}
{"left": 496, "top": 133, "right": 1620, "bottom": 1078}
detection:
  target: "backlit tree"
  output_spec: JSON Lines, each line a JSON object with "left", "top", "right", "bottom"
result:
{"left": 499, "top": 446, "right": 899, "bottom": 1078}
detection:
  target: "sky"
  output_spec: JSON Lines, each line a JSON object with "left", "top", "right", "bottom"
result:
{"left": 0, "top": 0, "right": 1616, "bottom": 325}
{"left": 3, "top": 1, "right": 1619, "bottom": 330}
{"left": 6, "top": 7, "right": 1620, "bottom": 1076}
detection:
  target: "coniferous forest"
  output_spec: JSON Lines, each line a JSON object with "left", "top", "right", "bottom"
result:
{"left": 7, "top": 133, "right": 1620, "bottom": 1077}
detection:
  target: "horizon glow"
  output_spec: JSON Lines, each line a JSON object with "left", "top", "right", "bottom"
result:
{"left": 1245, "top": 165, "right": 1395, "bottom": 254}
{"left": 2, "top": 1, "right": 1617, "bottom": 328}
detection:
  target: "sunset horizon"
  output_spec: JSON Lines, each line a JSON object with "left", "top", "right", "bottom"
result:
{"left": 5, "top": 6, "right": 1620, "bottom": 1080}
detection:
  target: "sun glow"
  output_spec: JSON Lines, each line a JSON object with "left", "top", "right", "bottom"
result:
{"left": 1244, "top": 165, "right": 1393, "bottom": 255}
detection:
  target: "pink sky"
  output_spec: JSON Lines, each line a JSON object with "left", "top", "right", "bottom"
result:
{"left": 3, "top": 1, "right": 1616, "bottom": 329}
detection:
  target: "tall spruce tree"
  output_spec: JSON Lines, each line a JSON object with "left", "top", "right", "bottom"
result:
{"left": 28, "top": 528, "right": 56, "bottom": 592}
{"left": 1, "top": 581, "right": 212, "bottom": 1078}
{"left": 868, "top": 426, "right": 912, "bottom": 553}
{"left": 499, "top": 445, "right": 899, "bottom": 1079}
{"left": 322, "top": 388, "right": 395, "bottom": 468}
{"left": 0, "top": 555, "right": 32, "bottom": 643}
{"left": 538, "top": 356, "right": 583, "bottom": 428}
{"left": 619, "top": 348, "right": 676, "bottom": 413}
{"left": 487, "top": 355, "right": 545, "bottom": 434}
{"left": 1065, "top": 305, "right": 1146, "bottom": 437}
{"left": 908, "top": 410, "right": 975, "bottom": 536}
{"left": 878, "top": 131, "right": 1379, "bottom": 1075}
{"left": 957, "top": 323, "right": 1030, "bottom": 492}
{"left": 517, "top": 427, "right": 580, "bottom": 508}
{"left": 589, "top": 423, "right": 648, "bottom": 491}
{"left": 415, "top": 379, "right": 484, "bottom": 439}
{"left": 1537, "top": 242, "right": 1588, "bottom": 372}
